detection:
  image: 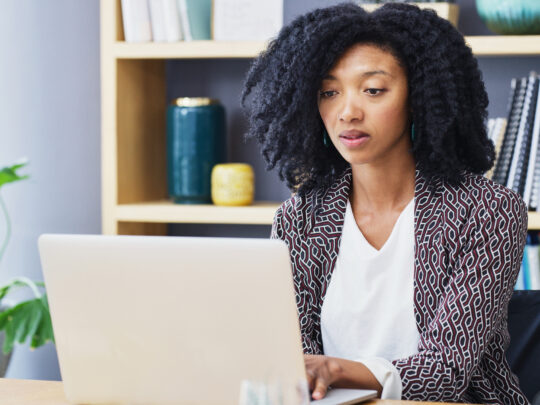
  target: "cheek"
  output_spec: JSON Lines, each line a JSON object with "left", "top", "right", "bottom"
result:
{"left": 372, "top": 101, "right": 408, "bottom": 130}
{"left": 318, "top": 105, "right": 333, "bottom": 127}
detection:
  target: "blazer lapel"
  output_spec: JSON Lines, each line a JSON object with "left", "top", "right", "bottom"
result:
{"left": 306, "top": 168, "right": 352, "bottom": 297}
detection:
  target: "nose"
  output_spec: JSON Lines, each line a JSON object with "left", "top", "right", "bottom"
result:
{"left": 339, "top": 93, "right": 363, "bottom": 122}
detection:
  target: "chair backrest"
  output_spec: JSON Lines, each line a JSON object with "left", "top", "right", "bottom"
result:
{"left": 506, "top": 290, "right": 540, "bottom": 404}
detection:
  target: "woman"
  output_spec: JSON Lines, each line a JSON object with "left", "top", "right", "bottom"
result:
{"left": 241, "top": 2, "right": 528, "bottom": 404}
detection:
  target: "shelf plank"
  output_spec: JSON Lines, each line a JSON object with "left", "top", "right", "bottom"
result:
{"left": 465, "top": 36, "right": 540, "bottom": 56}
{"left": 112, "top": 36, "right": 540, "bottom": 59}
{"left": 528, "top": 212, "right": 540, "bottom": 230}
{"left": 113, "top": 41, "right": 268, "bottom": 59}
{"left": 115, "top": 201, "right": 540, "bottom": 229}
{"left": 115, "top": 201, "right": 281, "bottom": 225}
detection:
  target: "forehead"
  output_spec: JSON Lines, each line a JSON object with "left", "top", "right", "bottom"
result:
{"left": 325, "top": 43, "right": 405, "bottom": 80}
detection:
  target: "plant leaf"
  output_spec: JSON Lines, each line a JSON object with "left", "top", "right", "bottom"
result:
{"left": 0, "top": 161, "right": 29, "bottom": 189}
{"left": 0, "top": 296, "right": 54, "bottom": 354}
{"left": 30, "top": 295, "right": 54, "bottom": 350}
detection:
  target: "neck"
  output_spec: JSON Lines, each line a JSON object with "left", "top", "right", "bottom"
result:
{"left": 350, "top": 154, "right": 416, "bottom": 213}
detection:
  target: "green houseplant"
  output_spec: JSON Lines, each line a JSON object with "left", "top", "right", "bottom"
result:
{"left": 0, "top": 160, "right": 54, "bottom": 364}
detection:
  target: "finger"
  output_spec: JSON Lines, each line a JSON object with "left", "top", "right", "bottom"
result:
{"left": 305, "top": 369, "right": 315, "bottom": 391}
{"left": 312, "top": 378, "right": 329, "bottom": 400}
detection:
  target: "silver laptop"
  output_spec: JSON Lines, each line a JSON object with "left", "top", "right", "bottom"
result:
{"left": 38, "top": 234, "right": 377, "bottom": 405}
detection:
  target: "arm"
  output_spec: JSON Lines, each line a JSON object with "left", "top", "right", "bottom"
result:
{"left": 271, "top": 201, "right": 322, "bottom": 355}
{"left": 395, "top": 192, "right": 528, "bottom": 401}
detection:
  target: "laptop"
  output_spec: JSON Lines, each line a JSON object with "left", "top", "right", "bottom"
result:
{"left": 38, "top": 234, "right": 377, "bottom": 405}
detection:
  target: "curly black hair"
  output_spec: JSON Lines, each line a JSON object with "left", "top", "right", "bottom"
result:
{"left": 241, "top": 2, "right": 494, "bottom": 195}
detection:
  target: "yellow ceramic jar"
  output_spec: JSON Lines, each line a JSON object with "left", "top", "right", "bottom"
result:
{"left": 211, "top": 163, "right": 254, "bottom": 206}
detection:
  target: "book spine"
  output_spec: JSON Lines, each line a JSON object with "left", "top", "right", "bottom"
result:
{"left": 149, "top": 0, "right": 167, "bottom": 42}
{"left": 185, "top": 0, "right": 211, "bottom": 40}
{"left": 492, "top": 78, "right": 524, "bottom": 186}
{"left": 178, "top": 0, "right": 192, "bottom": 41}
{"left": 507, "top": 73, "right": 537, "bottom": 195}
{"left": 487, "top": 117, "right": 496, "bottom": 143}
{"left": 121, "top": 0, "right": 152, "bottom": 42}
{"left": 518, "top": 75, "right": 539, "bottom": 199}
{"left": 486, "top": 118, "right": 506, "bottom": 180}
{"left": 527, "top": 243, "right": 540, "bottom": 290}
{"left": 164, "top": 0, "right": 183, "bottom": 41}
{"left": 522, "top": 242, "right": 531, "bottom": 290}
{"left": 149, "top": 0, "right": 183, "bottom": 42}
{"left": 515, "top": 262, "right": 525, "bottom": 290}
{"left": 524, "top": 76, "right": 540, "bottom": 206}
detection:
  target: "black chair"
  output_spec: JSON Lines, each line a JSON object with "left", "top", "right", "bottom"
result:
{"left": 506, "top": 290, "right": 540, "bottom": 404}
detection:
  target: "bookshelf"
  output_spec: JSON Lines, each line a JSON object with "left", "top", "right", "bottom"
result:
{"left": 101, "top": 0, "right": 540, "bottom": 235}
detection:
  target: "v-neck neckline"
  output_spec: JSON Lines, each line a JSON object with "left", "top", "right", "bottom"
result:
{"left": 345, "top": 197, "right": 414, "bottom": 255}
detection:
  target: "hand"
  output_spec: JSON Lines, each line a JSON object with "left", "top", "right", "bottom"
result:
{"left": 304, "top": 354, "right": 343, "bottom": 400}
{"left": 304, "top": 354, "right": 383, "bottom": 400}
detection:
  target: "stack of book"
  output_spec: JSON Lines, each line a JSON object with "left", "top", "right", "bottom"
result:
{"left": 489, "top": 71, "right": 540, "bottom": 210}
{"left": 517, "top": 233, "right": 540, "bottom": 290}
{"left": 120, "top": 0, "right": 283, "bottom": 43}
{"left": 121, "top": 0, "right": 212, "bottom": 42}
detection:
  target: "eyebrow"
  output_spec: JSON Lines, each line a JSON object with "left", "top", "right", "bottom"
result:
{"left": 322, "top": 70, "right": 393, "bottom": 80}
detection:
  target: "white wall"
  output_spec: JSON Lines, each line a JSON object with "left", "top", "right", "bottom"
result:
{"left": 0, "top": 0, "right": 100, "bottom": 380}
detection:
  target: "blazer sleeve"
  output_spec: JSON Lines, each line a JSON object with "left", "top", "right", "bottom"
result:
{"left": 270, "top": 200, "right": 323, "bottom": 355}
{"left": 393, "top": 191, "right": 528, "bottom": 401}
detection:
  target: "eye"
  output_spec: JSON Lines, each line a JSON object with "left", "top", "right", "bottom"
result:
{"left": 365, "top": 88, "right": 385, "bottom": 96}
{"left": 319, "top": 90, "right": 337, "bottom": 99}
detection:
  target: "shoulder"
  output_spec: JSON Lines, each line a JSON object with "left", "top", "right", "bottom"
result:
{"left": 272, "top": 188, "right": 321, "bottom": 229}
{"left": 440, "top": 172, "right": 527, "bottom": 229}
{"left": 272, "top": 167, "right": 352, "bottom": 237}
{"left": 454, "top": 172, "right": 525, "bottom": 210}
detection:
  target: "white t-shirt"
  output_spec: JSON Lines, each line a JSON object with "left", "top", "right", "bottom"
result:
{"left": 320, "top": 198, "right": 419, "bottom": 399}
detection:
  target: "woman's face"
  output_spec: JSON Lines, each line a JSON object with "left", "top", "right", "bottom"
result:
{"left": 317, "top": 43, "right": 411, "bottom": 167}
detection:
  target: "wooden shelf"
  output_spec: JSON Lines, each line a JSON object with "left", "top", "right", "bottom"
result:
{"left": 528, "top": 212, "right": 540, "bottom": 230}
{"left": 465, "top": 36, "right": 540, "bottom": 56}
{"left": 112, "top": 40, "right": 268, "bottom": 59}
{"left": 102, "top": 0, "right": 540, "bottom": 235}
{"left": 115, "top": 203, "right": 540, "bottom": 229}
{"left": 115, "top": 201, "right": 281, "bottom": 225}
{"left": 109, "top": 36, "right": 540, "bottom": 60}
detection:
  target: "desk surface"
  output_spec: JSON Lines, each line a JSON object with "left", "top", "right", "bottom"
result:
{"left": 0, "top": 378, "right": 466, "bottom": 405}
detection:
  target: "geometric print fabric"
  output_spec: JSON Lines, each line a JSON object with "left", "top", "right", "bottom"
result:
{"left": 271, "top": 167, "right": 529, "bottom": 404}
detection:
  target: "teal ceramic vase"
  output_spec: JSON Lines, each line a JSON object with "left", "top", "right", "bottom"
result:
{"left": 167, "top": 98, "right": 226, "bottom": 204}
{"left": 476, "top": 0, "right": 540, "bottom": 35}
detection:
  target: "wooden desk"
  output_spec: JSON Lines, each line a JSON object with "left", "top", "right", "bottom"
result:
{"left": 0, "top": 378, "right": 464, "bottom": 404}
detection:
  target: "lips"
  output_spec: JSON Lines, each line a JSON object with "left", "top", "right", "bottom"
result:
{"left": 338, "top": 130, "right": 370, "bottom": 147}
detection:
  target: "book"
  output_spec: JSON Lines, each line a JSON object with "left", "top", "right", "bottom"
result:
{"left": 178, "top": 0, "right": 211, "bottom": 41}
{"left": 486, "top": 118, "right": 507, "bottom": 180}
{"left": 212, "top": 0, "right": 284, "bottom": 41}
{"left": 149, "top": 0, "right": 183, "bottom": 42}
{"left": 526, "top": 241, "right": 540, "bottom": 290}
{"left": 121, "top": 0, "right": 153, "bottom": 42}
{"left": 492, "top": 78, "right": 526, "bottom": 187}
{"left": 515, "top": 262, "right": 526, "bottom": 290}
{"left": 487, "top": 117, "right": 496, "bottom": 143}
{"left": 524, "top": 76, "right": 540, "bottom": 206}
{"left": 507, "top": 72, "right": 538, "bottom": 196}
{"left": 522, "top": 244, "right": 531, "bottom": 290}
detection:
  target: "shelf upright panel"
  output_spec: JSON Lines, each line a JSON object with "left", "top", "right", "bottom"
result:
{"left": 103, "top": 0, "right": 168, "bottom": 236}
{"left": 101, "top": 0, "right": 119, "bottom": 235}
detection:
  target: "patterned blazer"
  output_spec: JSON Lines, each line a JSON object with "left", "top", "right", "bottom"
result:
{"left": 271, "top": 167, "right": 529, "bottom": 404}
